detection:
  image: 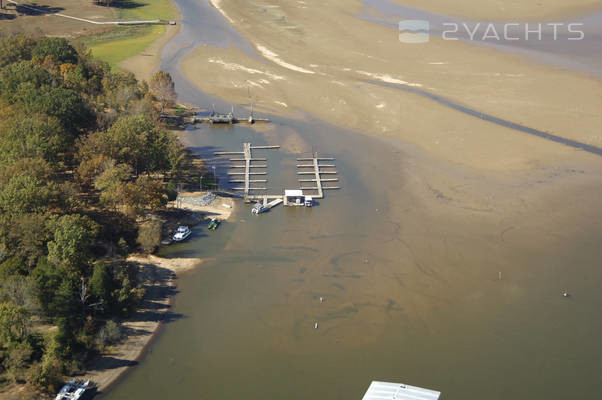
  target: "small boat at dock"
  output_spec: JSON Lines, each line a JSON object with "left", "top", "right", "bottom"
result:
{"left": 172, "top": 226, "right": 191, "bottom": 242}
{"left": 55, "top": 379, "right": 93, "bottom": 400}
{"left": 208, "top": 218, "right": 220, "bottom": 230}
{"left": 251, "top": 203, "right": 269, "bottom": 214}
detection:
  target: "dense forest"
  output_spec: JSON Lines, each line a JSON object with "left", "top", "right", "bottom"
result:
{"left": 0, "top": 33, "right": 190, "bottom": 394}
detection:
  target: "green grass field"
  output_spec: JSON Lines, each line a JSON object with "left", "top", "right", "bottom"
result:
{"left": 78, "top": 0, "right": 176, "bottom": 68}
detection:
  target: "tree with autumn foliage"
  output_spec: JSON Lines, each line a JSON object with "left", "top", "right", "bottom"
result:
{"left": 149, "top": 70, "right": 177, "bottom": 113}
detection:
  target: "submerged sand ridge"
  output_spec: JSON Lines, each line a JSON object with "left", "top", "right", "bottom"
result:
{"left": 184, "top": 0, "right": 602, "bottom": 171}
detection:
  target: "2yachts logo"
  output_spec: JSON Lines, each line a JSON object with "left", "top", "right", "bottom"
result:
{"left": 441, "top": 22, "right": 585, "bottom": 41}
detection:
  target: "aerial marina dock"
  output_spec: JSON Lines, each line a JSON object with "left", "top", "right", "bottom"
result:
{"left": 214, "top": 142, "right": 340, "bottom": 212}
{"left": 161, "top": 105, "right": 270, "bottom": 126}
{"left": 191, "top": 114, "right": 270, "bottom": 125}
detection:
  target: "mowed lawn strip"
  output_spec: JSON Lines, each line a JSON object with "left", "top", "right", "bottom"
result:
{"left": 81, "top": 0, "right": 176, "bottom": 68}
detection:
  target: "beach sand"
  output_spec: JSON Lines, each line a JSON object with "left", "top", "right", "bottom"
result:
{"left": 171, "top": 192, "right": 236, "bottom": 221}
{"left": 116, "top": 0, "right": 181, "bottom": 83}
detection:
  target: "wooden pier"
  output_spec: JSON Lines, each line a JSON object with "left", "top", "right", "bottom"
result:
{"left": 214, "top": 143, "right": 280, "bottom": 201}
{"left": 296, "top": 153, "right": 340, "bottom": 199}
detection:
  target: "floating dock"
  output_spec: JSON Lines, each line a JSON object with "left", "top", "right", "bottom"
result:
{"left": 265, "top": 198, "right": 283, "bottom": 208}
{"left": 297, "top": 153, "right": 340, "bottom": 199}
{"left": 215, "top": 143, "right": 280, "bottom": 201}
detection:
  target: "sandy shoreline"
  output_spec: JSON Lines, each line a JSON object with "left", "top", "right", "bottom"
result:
{"left": 118, "top": 3, "right": 182, "bottom": 83}
{"left": 80, "top": 254, "right": 204, "bottom": 395}
{"left": 74, "top": 4, "right": 197, "bottom": 394}
{"left": 78, "top": 192, "right": 235, "bottom": 394}
{"left": 171, "top": 192, "right": 236, "bottom": 221}
{"left": 74, "top": 0, "right": 236, "bottom": 388}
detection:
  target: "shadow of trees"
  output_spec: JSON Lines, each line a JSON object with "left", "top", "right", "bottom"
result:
{"left": 131, "top": 263, "right": 185, "bottom": 324}
{"left": 15, "top": 4, "right": 64, "bottom": 15}
{"left": 0, "top": 13, "right": 17, "bottom": 20}
{"left": 186, "top": 145, "right": 239, "bottom": 192}
{"left": 95, "top": 0, "right": 147, "bottom": 10}
{"left": 86, "top": 356, "right": 139, "bottom": 372}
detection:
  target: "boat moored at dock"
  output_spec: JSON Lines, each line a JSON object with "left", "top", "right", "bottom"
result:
{"left": 251, "top": 203, "right": 269, "bottom": 214}
{"left": 55, "top": 379, "right": 93, "bottom": 400}
{"left": 208, "top": 218, "right": 220, "bottom": 230}
{"left": 172, "top": 226, "right": 192, "bottom": 242}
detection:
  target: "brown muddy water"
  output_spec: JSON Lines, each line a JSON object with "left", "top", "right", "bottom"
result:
{"left": 100, "top": 1, "right": 602, "bottom": 399}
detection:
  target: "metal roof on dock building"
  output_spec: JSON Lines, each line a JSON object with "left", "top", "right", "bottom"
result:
{"left": 362, "top": 381, "right": 441, "bottom": 400}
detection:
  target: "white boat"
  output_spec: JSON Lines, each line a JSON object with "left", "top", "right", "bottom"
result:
{"left": 55, "top": 379, "right": 92, "bottom": 400}
{"left": 251, "top": 203, "right": 269, "bottom": 214}
{"left": 172, "top": 226, "right": 191, "bottom": 242}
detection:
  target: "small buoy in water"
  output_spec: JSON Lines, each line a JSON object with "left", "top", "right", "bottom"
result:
{"left": 319, "top": 297, "right": 324, "bottom": 303}
{"left": 562, "top": 290, "right": 570, "bottom": 298}
{"left": 314, "top": 322, "right": 319, "bottom": 329}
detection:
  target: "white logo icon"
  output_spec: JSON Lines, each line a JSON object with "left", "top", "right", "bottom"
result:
{"left": 399, "top": 20, "right": 430, "bottom": 43}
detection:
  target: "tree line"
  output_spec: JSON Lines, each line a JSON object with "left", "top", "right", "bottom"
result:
{"left": 0, "top": 33, "right": 186, "bottom": 395}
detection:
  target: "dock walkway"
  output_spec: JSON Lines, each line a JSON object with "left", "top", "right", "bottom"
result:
{"left": 215, "top": 143, "right": 280, "bottom": 201}
{"left": 297, "top": 154, "right": 340, "bottom": 199}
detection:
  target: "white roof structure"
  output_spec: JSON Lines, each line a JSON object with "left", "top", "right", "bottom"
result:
{"left": 284, "top": 189, "right": 304, "bottom": 197}
{"left": 362, "top": 381, "right": 441, "bottom": 400}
